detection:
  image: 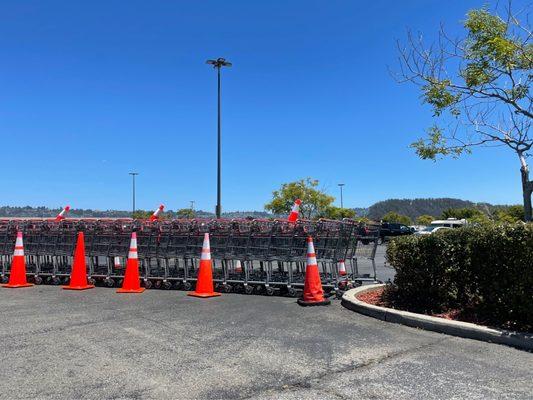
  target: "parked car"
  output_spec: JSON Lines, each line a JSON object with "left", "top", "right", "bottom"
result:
{"left": 427, "top": 218, "right": 468, "bottom": 228}
{"left": 414, "top": 226, "right": 452, "bottom": 235}
{"left": 414, "top": 218, "right": 467, "bottom": 236}
{"left": 379, "top": 222, "right": 414, "bottom": 242}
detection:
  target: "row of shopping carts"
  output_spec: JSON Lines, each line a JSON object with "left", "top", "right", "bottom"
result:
{"left": 0, "top": 218, "right": 380, "bottom": 296}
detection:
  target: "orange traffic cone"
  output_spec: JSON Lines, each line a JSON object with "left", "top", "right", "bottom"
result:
{"left": 3, "top": 232, "right": 33, "bottom": 288}
{"left": 55, "top": 205, "right": 70, "bottom": 222}
{"left": 117, "top": 232, "right": 145, "bottom": 293}
{"left": 149, "top": 204, "right": 164, "bottom": 222}
{"left": 297, "top": 236, "right": 330, "bottom": 306}
{"left": 235, "top": 260, "right": 243, "bottom": 274}
{"left": 63, "top": 232, "right": 94, "bottom": 290}
{"left": 288, "top": 199, "right": 301, "bottom": 222}
{"left": 188, "top": 233, "right": 221, "bottom": 298}
{"left": 338, "top": 260, "right": 347, "bottom": 276}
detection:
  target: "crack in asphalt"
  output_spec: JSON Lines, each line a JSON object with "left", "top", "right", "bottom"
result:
{"left": 238, "top": 336, "right": 451, "bottom": 400}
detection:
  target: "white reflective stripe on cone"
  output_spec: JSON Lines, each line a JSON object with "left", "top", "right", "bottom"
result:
{"left": 201, "top": 233, "right": 211, "bottom": 260}
{"left": 306, "top": 239, "right": 317, "bottom": 266}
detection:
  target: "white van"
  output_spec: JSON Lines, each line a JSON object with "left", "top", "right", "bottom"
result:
{"left": 415, "top": 218, "right": 467, "bottom": 235}
{"left": 430, "top": 218, "right": 468, "bottom": 228}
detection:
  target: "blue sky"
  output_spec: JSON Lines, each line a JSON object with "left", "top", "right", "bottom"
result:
{"left": 0, "top": 1, "right": 527, "bottom": 212}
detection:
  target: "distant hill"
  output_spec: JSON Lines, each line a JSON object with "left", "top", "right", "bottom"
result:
{"left": 365, "top": 198, "right": 503, "bottom": 221}
{"left": 0, "top": 206, "right": 273, "bottom": 219}
{"left": 0, "top": 200, "right": 513, "bottom": 222}
{"left": 353, "top": 207, "right": 369, "bottom": 217}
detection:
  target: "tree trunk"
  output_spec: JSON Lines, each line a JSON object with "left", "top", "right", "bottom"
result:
{"left": 521, "top": 166, "right": 533, "bottom": 222}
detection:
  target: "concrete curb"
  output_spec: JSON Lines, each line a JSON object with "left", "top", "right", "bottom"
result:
{"left": 342, "top": 284, "right": 533, "bottom": 352}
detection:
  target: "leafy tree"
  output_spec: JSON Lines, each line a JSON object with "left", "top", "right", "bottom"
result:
{"left": 132, "top": 210, "right": 152, "bottom": 219}
{"left": 442, "top": 207, "right": 483, "bottom": 219}
{"left": 265, "top": 178, "right": 335, "bottom": 219}
{"left": 176, "top": 208, "right": 195, "bottom": 219}
{"left": 506, "top": 204, "right": 525, "bottom": 221}
{"left": 382, "top": 211, "right": 412, "bottom": 225}
{"left": 353, "top": 216, "right": 371, "bottom": 224}
{"left": 494, "top": 205, "right": 525, "bottom": 222}
{"left": 441, "top": 207, "right": 490, "bottom": 224}
{"left": 416, "top": 215, "right": 435, "bottom": 225}
{"left": 320, "top": 206, "right": 356, "bottom": 220}
{"left": 397, "top": 5, "right": 533, "bottom": 221}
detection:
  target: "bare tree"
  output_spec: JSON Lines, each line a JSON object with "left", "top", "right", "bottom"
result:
{"left": 396, "top": 3, "right": 532, "bottom": 220}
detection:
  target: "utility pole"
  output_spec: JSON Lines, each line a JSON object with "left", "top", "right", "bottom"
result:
{"left": 129, "top": 172, "right": 139, "bottom": 217}
{"left": 206, "top": 57, "right": 232, "bottom": 218}
{"left": 338, "top": 183, "right": 345, "bottom": 208}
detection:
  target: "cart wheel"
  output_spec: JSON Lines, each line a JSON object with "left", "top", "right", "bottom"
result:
{"left": 1, "top": 276, "right": 8, "bottom": 284}
{"left": 254, "top": 285, "right": 264, "bottom": 294}
{"left": 104, "top": 278, "right": 114, "bottom": 288}
{"left": 117, "top": 279, "right": 124, "bottom": 287}
{"left": 154, "top": 280, "right": 162, "bottom": 289}
{"left": 223, "top": 284, "right": 233, "bottom": 293}
{"left": 144, "top": 280, "right": 153, "bottom": 289}
{"left": 173, "top": 281, "right": 182, "bottom": 290}
{"left": 162, "top": 281, "right": 172, "bottom": 290}
{"left": 51, "top": 277, "right": 61, "bottom": 285}
{"left": 34, "top": 276, "right": 43, "bottom": 285}
{"left": 63, "top": 277, "right": 70, "bottom": 285}
{"left": 265, "top": 286, "right": 275, "bottom": 296}
{"left": 244, "top": 285, "right": 254, "bottom": 295}
{"left": 88, "top": 278, "right": 96, "bottom": 286}
{"left": 287, "top": 288, "right": 298, "bottom": 298}
{"left": 183, "top": 282, "right": 192, "bottom": 291}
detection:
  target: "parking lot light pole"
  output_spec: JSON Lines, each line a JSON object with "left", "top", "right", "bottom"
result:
{"left": 338, "top": 183, "right": 345, "bottom": 208}
{"left": 129, "top": 172, "right": 139, "bottom": 217}
{"left": 206, "top": 57, "right": 232, "bottom": 219}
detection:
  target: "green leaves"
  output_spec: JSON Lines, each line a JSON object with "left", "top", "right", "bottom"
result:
{"left": 422, "top": 79, "right": 461, "bottom": 116}
{"left": 410, "top": 125, "right": 467, "bottom": 160}
{"left": 381, "top": 211, "right": 411, "bottom": 225}
{"left": 386, "top": 223, "right": 533, "bottom": 331}
{"left": 264, "top": 178, "right": 335, "bottom": 219}
{"left": 176, "top": 208, "right": 195, "bottom": 218}
{"left": 464, "top": 9, "right": 521, "bottom": 72}
{"left": 506, "top": 83, "right": 529, "bottom": 101}
{"left": 462, "top": 61, "right": 494, "bottom": 87}
{"left": 401, "top": 7, "right": 531, "bottom": 156}
{"left": 416, "top": 215, "right": 435, "bottom": 225}
{"left": 320, "top": 206, "right": 356, "bottom": 220}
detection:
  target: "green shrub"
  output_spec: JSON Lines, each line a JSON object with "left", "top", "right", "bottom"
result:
{"left": 386, "top": 224, "right": 533, "bottom": 331}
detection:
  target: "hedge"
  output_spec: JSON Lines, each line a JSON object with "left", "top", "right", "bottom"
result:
{"left": 385, "top": 223, "right": 533, "bottom": 332}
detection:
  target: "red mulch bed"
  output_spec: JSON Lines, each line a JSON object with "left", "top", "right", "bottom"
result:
{"left": 356, "top": 286, "right": 484, "bottom": 325}
{"left": 356, "top": 287, "right": 389, "bottom": 307}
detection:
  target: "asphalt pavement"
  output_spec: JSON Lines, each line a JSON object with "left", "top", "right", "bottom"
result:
{"left": 0, "top": 285, "right": 531, "bottom": 399}
{"left": 357, "top": 244, "right": 396, "bottom": 283}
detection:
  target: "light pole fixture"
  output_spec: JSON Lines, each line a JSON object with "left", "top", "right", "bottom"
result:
{"left": 129, "top": 172, "right": 139, "bottom": 216}
{"left": 338, "top": 183, "right": 345, "bottom": 209}
{"left": 206, "top": 57, "right": 232, "bottom": 219}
